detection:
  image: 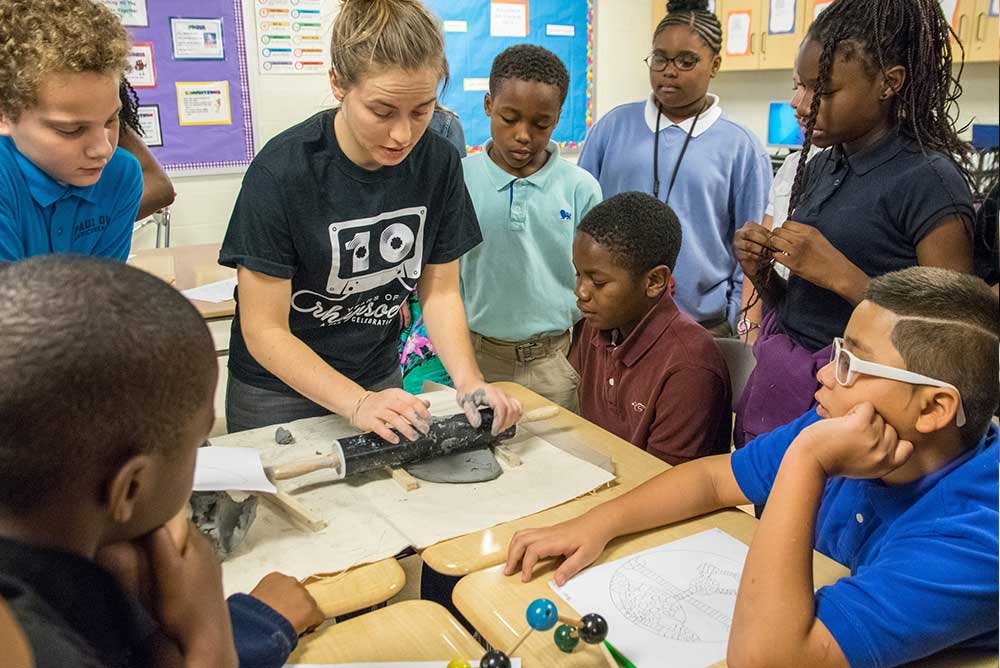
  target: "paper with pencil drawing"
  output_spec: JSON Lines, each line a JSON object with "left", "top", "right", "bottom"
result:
{"left": 553, "top": 529, "right": 749, "bottom": 668}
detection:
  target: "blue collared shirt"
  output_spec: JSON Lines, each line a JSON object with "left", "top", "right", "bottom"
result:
{"left": 732, "top": 409, "right": 999, "bottom": 667}
{"left": 0, "top": 136, "right": 142, "bottom": 262}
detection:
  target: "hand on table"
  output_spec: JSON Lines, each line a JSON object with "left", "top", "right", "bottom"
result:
{"left": 455, "top": 381, "right": 522, "bottom": 436}
{"left": 249, "top": 572, "right": 325, "bottom": 635}
{"left": 504, "top": 514, "right": 613, "bottom": 586}
{"left": 351, "top": 388, "right": 432, "bottom": 444}
{"left": 798, "top": 402, "right": 913, "bottom": 480}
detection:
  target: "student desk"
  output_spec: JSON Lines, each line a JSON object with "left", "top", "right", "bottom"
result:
{"left": 303, "top": 558, "right": 406, "bottom": 619}
{"left": 289, "top": 600, "right": 485, "bottom": 664}
{"left": 420, "top": 382, "right": 671, "bottom": 577}
{"left": 129, "top": 242, "right": 235, "bottom": 321}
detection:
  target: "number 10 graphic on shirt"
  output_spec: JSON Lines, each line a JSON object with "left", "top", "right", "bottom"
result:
{"left": 327, "top": 206, "right": 426, "bottom": 296}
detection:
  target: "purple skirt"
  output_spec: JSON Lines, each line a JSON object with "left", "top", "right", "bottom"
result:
{"left": 733, "top": 310, "right": 832, "bottom": 448}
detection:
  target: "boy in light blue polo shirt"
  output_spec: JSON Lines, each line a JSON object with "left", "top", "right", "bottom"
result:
{"left": 460, "top": 45, "right": 602, "bottom": 410}
{"left": 505, "top": 266, "right": 998, "bottom": 667}
{"left": 0, "top": 1, "right": 142, "bottom": 262}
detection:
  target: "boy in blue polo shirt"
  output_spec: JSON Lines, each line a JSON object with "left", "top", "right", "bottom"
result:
{"left": 506, "top": 266, "right": 999, "bottom": 667}
{"left": 0, "top": 0, "right": 142, "bottom": 262}
{"left": 460, "top": 44, "right": 602, "bottom": 411}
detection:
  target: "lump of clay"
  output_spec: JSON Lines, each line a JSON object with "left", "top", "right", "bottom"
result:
{"left": 405, "top": 447, "right": 503, "bottom": 483}
{"left": 274, "top": 426, "right": 295, "bottom": 445}
{"left": 190, "top": 491, "right": 258, "bottom": 559}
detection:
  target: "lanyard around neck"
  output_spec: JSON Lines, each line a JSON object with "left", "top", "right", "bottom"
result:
{"left": 652, "top": 100, "right": 706, "bottom": 204}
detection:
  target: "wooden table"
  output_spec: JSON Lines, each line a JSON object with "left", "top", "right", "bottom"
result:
{"left": 129, "top": 242, "right": 235, "bottom": 320}
{"left": 421, "top": 383, "right": 670, "bottom": 577}
{"left": 454, "top": 509, "right": 848, "bottom": 668}
{"left": 303, "top": 558, "right": 406, "bottom": 619}
{"left": 289, "top": 600, "right": 485, "bottom": 664}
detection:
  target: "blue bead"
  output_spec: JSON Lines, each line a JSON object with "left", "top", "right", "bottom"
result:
{"left": 525, "top": 597, "right": 558, "bottom": 631}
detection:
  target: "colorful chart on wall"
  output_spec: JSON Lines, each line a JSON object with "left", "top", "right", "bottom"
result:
{"left": 424, "top": 0, "right": 594, "bottom": 153}
{"left": 103, "top": 0, "right": 255, "bottom": 174}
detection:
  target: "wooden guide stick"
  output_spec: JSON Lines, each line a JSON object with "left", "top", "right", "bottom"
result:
{"left": 558, "top": 614, "right": 583, "bottom": 628}
{"left": 506, "top": 626, "right": 533, "bottom": 655}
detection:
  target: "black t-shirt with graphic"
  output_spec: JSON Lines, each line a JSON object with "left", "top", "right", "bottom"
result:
{"left": 220, "top": 109, "right": 482, "bottom": 393}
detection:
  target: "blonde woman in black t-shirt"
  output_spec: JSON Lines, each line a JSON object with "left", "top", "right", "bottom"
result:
{"left": 220, "top": 0, "right": 521, "bottom": 440}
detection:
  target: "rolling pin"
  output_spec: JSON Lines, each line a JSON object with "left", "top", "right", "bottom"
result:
{"left": 265, "top": 405, "right": 559, "bottom": 482}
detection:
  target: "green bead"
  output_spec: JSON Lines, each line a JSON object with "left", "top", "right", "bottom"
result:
{"left": 553, "top": 624, "right": 580, "bottom": 652}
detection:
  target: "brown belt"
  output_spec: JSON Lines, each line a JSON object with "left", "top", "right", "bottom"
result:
{"left": 474, "top": 331, "right": 570, "bottom": 363}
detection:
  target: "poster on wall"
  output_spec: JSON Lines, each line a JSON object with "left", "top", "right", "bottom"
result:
{"left": 175, "top": 81, "right": 232, "bottom": 126}
{"left": 137, "top": 105, "right": 163, "bottom": 146}
{"left": 490, "top": 0, "right": 530, "bottom": 37}
{"left": 254, "top": 0, "right": 328, "bottom": 74}
{"left": 171, "top": 17, "right": 226, "bottom": 60}
{"left": 99, "top": 0, "right": 148, "bottom": 26}
{"left": 126, "top": 43, "right": 156, "bottom": 88}
{"left": 768, "top": 0, "right": 796, "bottom": 34}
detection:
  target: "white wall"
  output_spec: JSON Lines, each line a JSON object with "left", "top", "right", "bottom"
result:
{"left": 134, "top": 0, "right": 999, "bottom": 250}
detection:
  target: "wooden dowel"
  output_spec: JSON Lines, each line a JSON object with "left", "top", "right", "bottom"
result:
{"left": 506, "top": 626, "right": 533, "bottom": 655}
{"left": 558, "top": 614, "right": 583, "bottom": 628}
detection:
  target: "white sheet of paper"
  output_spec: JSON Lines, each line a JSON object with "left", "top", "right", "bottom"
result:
{"left": 490, "top": 1, "right": 528, "bottom": 37}
{"left": 546, "top": 23, "right": 575, "bottom": 37}
{"left": 813, "top": 0, "right": 833, "bottom": 19}
{"left": 768, "top": 0, "right": 796, "bottom": 34}
{"left": 181, "top": 277, "right": 237, "bottom": 303}
{"left": 176, "top": 81, "right": 232, "bottom": 126}
{"left": 218, "top": 390, "right": 615, "bottom": 595}
{"left": 137, "top": 106, "right": 163, "bottom": 147}
{"left": 463, "top": 77, "right": 490, "bottom": 91}
{"left": 554, "top": 529, "right": 749, "bottom": 668}
{"left": 726, "top": 12, "right": 751, "bottom": 55}
{"left": 171, "top": 17, "right": 225, "bottom": 59}
{"left": 126, "top": 43, "right": 156, "bottom": 88}
{"left": 991, "top": 0, "right": 999, "bottom": 17}
{"left": 285, "top": 662, "right": 521, "bottom": 667}
{"left": 194, "top": 447, "right": 277, "bottom": 494}
{"left": 443, "top": 19, "right": 468, "bottom": 32}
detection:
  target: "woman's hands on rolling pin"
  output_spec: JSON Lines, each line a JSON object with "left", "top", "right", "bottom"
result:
{"left": 455, "top": 381, "right": 523, "bottom": 435}
{"left": 351, "top": 389, "right": 433, "bottom": 444}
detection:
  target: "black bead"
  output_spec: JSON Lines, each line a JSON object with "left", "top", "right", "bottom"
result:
{"left": 479, "top": 649, "right": 512, "bottom": 668}
{"left": 578, "top": 613, "right": 608, "bottom": 644}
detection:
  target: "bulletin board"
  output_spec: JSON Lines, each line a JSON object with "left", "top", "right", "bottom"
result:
{"left": 107, "top": 0, "right": 256, "bottom": 174}
{"left": 424, "top": 0, "right": 594, "bottom": 153}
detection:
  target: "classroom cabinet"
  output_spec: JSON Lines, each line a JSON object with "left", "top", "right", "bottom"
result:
{"left": 950, "top": 0, "right": 1000, "bottom": 63}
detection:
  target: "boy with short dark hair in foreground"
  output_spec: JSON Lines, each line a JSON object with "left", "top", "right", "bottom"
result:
{"left": 0, "top": 256, "right": 235, "bottom": 667}
{"left": 507, "top": 266, "right": 999, "bottom": 668}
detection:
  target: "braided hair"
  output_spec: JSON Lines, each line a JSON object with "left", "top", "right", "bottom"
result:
{"left": 787, "top": 0, "right": 971, "bottom": 214}
{"left": 118, "top": 77, "right": 143, "bottom": 136}
{"left": 654, "top": 0, "right": 723, "bottom": 54}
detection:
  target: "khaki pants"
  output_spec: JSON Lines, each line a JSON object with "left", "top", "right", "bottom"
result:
{"left": 471, "top": 331, "right": 579, "bottom": 413}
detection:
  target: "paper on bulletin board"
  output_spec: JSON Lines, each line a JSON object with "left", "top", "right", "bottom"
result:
{"left": 546, "top": 23, "right": 576, "bottom": 37}
{"left": 126, "top": 43, "right": 156, "bottom": 88}
{"left": 813, "top": 0, "right": 833, "bottom": 18}
{"left": 490, "top": 0, "right": 529, "bottom": 37}
{"left": 254, "top": 0, "right": 328, "bottom": 74}
{"left": 99, "top": 0, "right": 148, "bottom": 26}
{"left": 176, "top": 81, "right": 232, "bottom": 126}
{"left": 938, "top": 0, "right": 960, "bottom": 28}
{"left": 443, "top": 19, "right": 469, "bottom": 32}
{"left": 463, "top": 77, "right": 490, "bottom": 91}
{"left": 137, "top": 105, "right": 163, "bottom": 146}
{"left": 768, "top": 0, "right": 796, "bottom": 34}
{"left": 171, "top": 17, "right": 225, "bottom": 59}
{"left": 726, "top": 11, "right": 752, "bottom": 56}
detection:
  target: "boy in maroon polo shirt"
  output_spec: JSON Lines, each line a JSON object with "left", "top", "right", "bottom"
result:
{"left": 570, "top": 192, "right": 732, "bottom": 464}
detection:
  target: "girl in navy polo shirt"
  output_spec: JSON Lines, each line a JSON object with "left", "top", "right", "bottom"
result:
{"left": 733, "top": 0, "right": 975, "bottom": 447}
{"left": 220, "top": 0, "right": 520, "bottom": 440}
